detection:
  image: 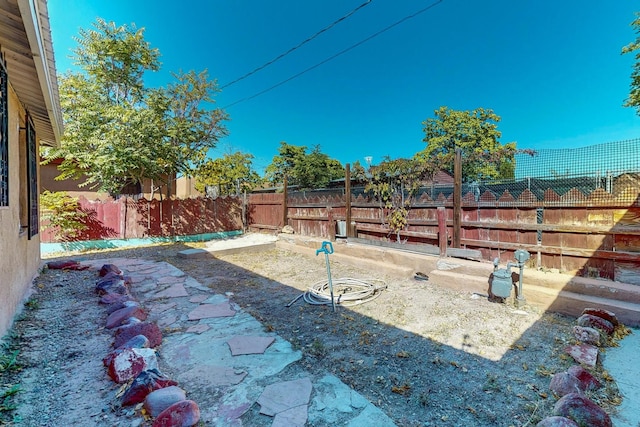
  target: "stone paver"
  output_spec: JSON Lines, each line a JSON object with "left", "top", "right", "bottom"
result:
{"left": 227, "top": 336, "right": 275, "bottom": 355}
{"left": 83, "top": 257, "right": 396, "bottom": 426}
{"left": 257, "top": 377, "right": 313, "bottom": 416}
{"left": 177, "top": 248, "right": 210, "bottom": 258}
{"left": 602, "top": 328, "right": 640, "bottom": 427}
{"left": 188, "top": 303, "right": 236, "bottom": 320}
{"left": 153, "top": 282, "right": 189, "bottom": 298}
{"left": 185, "top": 323, "right": 211, "bottom": 334}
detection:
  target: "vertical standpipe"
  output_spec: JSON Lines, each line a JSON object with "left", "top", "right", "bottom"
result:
{"left": 316, "top": 241, "right": 336, "bottom": 312}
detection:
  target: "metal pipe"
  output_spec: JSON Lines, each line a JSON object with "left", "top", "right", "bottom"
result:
{"left": 324, "top": 251, "right": 336, "bottom": 312}
{"left": 316, "top": 241, "right": 336, "bottom": 312}
{"left": 517, "top": 263, "right": 526, "bottom": 306}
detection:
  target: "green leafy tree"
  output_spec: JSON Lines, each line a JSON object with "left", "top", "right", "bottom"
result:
{"left": 43, "top": 19, "right": 228, "bottom": 196}
{"left": 194, "top": 152, "right": 261, "bottom": 196}
{"left": 417, "top": 106, "right": 517, "bottom": 182}
{"left": 294, "top": 146, "right": 344, "bottom": 189}
{"left": 350, "top": 160, "right": 367, "bottom": 179}
{"left": 265, "top": 142, "right": 344, "bottom": 189}
{"left": 150, "top": 70, "right": 229, "bottom": 195}
{"left": 40, "top": 191, "right": 88, "bottom": 241}
{"left": 361, "top": 157, "right": 439, "bottom": 243}
{"left": 264, "top": 142, "right": 307, "bottom": 185}
{"left": 623, "top": 12, "right": 640, "bottom": 114}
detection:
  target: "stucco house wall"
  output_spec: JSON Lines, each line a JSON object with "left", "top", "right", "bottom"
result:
{"left": 0, "top": 85, "right": 41, "bottom": 337}
{"left": 40, "top": 158, "right": 178, "bottom": 201}
{"left": 0, "top": 0, "right": 62, "bottom": 339}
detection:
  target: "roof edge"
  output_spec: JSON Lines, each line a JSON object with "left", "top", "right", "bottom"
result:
{"left": 17, "top": 0, "right": 62, "bottom": 146}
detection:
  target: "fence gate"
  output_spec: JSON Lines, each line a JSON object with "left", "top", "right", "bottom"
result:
{"left": 247, "top": 193, "right": 285, "bottom": 232}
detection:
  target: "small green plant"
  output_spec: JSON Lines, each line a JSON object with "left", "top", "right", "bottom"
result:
{"left": 40, "top": 191, "right": 88, "bottom": 241}
{"left": 359, "top": 157, "right": 438, "bottom": 243}
{"left": 25, "top": 298, "right": 39, "bottom": 310}
{"left": 308, "top": 338, "right": 326, "bottom": 357}
{"left": 0, "top": 385, "right": 20, "bottom": 412}
{"left": 0, "top": 350, "right": 19, "bottom": 373}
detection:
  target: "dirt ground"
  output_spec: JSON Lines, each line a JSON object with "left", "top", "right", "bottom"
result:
{"left": 0, "top": 240, "right": 622, "bottom": 426}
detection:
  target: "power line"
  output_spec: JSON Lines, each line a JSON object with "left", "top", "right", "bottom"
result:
{"left": 220, "top": 0, "right": 373, "bottom": 90}
{"left": 223, "top": 0, "right": 443, "bottom": 109}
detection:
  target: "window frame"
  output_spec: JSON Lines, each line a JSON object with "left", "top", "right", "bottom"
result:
{"left": 26, "top": 113, "right": 38, "bottom": 238}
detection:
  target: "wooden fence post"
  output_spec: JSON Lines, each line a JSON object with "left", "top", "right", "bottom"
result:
{"left": 242, "top": 191, "right": 247, "bottom": 231}
{"left": 327, "top": 207, "right": 336, "bottom": 241}
{"left": 437, "top": 206, "right": 447, "bottom": 257}
{"left": 282, "top": 176, "right": 288, "bottom": 228}
{"left": 345, "top": 164, "right": 352, "bottom": 237}
{"left": 121, "top": 197, "right": 127, "bottom": 239}
{"left": 453, "top": 148, "right": 462, "bottom": 248}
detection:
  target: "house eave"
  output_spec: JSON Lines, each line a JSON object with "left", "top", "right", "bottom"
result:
{"left": 1, "top": 0, "right": 62, "bottom": 147}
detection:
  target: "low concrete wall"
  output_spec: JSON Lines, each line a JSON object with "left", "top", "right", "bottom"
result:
{"left": 41, "top": 230, "right": 243, "bottom": 256}
{"left": 277, "top": 234, "right": 640, "bottom": 326}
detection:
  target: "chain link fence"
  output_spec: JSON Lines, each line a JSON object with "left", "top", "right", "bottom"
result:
{"left": 284, "top": 138, "right": 640, "bottom": 207}
{"left": 430, "top": 138, "right": 640, "bottom": 206}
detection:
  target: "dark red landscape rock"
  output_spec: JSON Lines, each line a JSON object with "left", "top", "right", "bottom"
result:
{"left": 106, "top": 305, "right": 147, "bottom": 329}
{"left": 105, "top": 300, "right": 139, "bottom": 315}
{"left": 536, "top": 416, "right": 579, "bottom": 426}
{"left": 121, "top": 317, "right": 143, "bottom": 327}
{"left": 572, "top": 326, "right": 601, "bottom": 346}
{"left": 144, "top": 386, "right": 187, "bottom": 416}
{"left": 114, "top": 322, "right": 163, "bottom": 348}
{"left": 99, "top": 264, "right": 122, "bottom": 277}
{"left": 104, "top": 335, "right": 152, "bottom": 367}
{"left": 152, "top": 400, "right": 200, "bottom": 427}
{"left": 553, "top": 393, "right": 612, "bottom": 427}
{"left": 103, "top": 348, "right": 123, "bottom": 367}
{"left": 116, "top": 334, "right": 151, "bottom": 350}
{"left": 576, "top": 314, "right": 614, "bottom": 335}
{"left": 565, "top": 344, "right": 599, "bottom": 367}
{"left": 567, "top": 365, "right": 601, "bottom": 391}
{"left": 581, "top": 308, "right": 619, "bottom": 327}
{"left": 121, "top": 369, "right": 178, "bottom": 406}
{"left": 95, "top": 277, "right": 129, "bottom": 296}
{"left": 99, "top": 293, "right": 133, "bottom": 305}
{"left": 46, "top": 260, "right": 88, "bottom": 270}
{"left": 106, "top": 348, "right": 157, "bottom": 384}
{"left": 550, "top": 372, "right": 582, "bottom": 397}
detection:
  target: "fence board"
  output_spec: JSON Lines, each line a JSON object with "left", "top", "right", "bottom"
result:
{"left": 41, "top": 196, "right": 242, "bottom": 243}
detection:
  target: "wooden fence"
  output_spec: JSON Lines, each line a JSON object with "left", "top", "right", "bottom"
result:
{"left": 41, "top": 196, "right": 243, "bottom": 242}
{"left": 247, "top": 186, "right": 640, "bottom": 285}
{"left": 40, "top": 182, "right": 640, "bottom": 284}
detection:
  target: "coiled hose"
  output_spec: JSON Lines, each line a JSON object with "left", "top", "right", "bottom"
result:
{"left": 302, "top": 278, "right": 387, "bottom": 307}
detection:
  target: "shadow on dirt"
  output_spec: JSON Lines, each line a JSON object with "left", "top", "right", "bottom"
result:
{"left": 37, "top": 242, "right": 593, "bottom": 426}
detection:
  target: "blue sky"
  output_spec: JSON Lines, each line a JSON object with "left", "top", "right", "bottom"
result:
{"left": 48, "top": 1, "right": 640, "bottom": 174}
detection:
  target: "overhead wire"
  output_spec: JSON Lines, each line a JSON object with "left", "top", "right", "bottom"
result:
{"left": 220, "top": 0, "right": 374, "bottom": 90}
{"left": 223, "top": 0, "right": 444, "bottom": 109}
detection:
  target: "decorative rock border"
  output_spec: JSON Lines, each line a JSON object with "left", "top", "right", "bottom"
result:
{"left": 94, "top": 262, "right": 202, "bottom": 427}
{"left": 536, "top": 307, "right": 629, "bottom": 427}
{"left": 48, "top": 259, "right": 200, "bottom": 427}
{"left": 45, "top": 257, "right": 333, "bottom": 425}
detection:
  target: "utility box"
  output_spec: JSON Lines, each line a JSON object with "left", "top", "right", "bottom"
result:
{"left": 491, "top": 268, "right": 513, "bottom": 298}
{"left": 491, "top": 249, "right": 531, "bottom": 302}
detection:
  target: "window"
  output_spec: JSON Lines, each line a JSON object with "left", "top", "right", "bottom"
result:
{"left": 26, "top": 114, "right": 38, "bottom": 238}
{"left": 0, "top": 60, "right": 8, "bottom": 206}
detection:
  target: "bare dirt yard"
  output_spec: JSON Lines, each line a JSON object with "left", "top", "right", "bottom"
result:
{"left": 0, "top": 239, "right": 622, "bottom": 426}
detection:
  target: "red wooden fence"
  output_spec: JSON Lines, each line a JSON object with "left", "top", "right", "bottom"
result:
{"left": 41, "top": 196, "right": 243, "bottom": 242}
